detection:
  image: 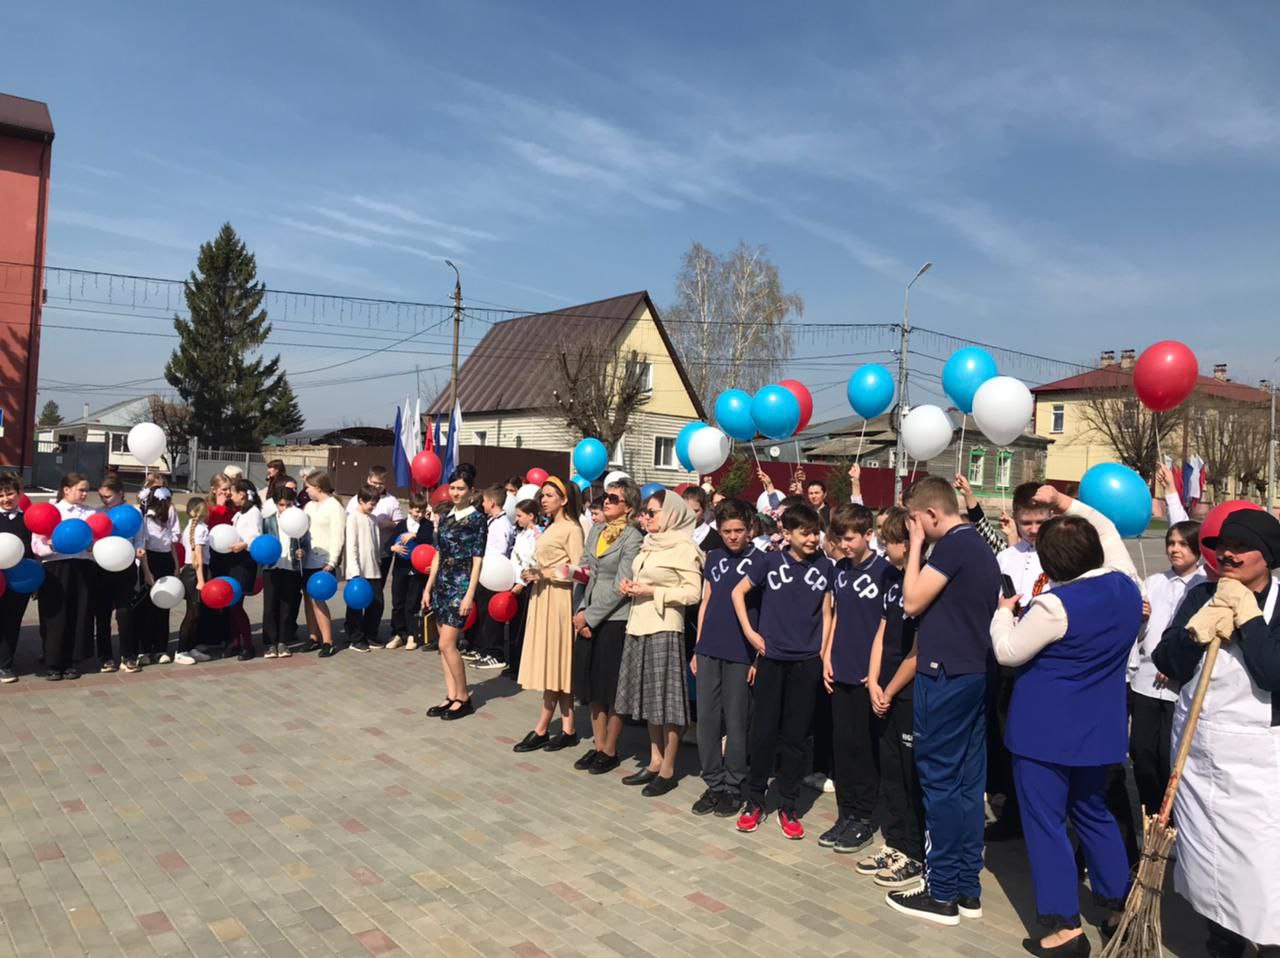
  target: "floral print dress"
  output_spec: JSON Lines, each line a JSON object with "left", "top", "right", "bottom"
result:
{"left": 430, "top": 507, "right": 487, "bottom": 628}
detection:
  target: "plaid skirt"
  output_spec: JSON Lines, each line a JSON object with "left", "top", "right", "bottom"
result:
{"left": 614, "top": 630, "right": 689, "bottom": 727}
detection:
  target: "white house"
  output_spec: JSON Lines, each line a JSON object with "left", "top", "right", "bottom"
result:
{"left": 35, "top": 396, "right": 171, "bottom": 473}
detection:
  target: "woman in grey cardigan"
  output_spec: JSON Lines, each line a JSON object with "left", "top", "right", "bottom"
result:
{"left": 568, "top": 478, "right": 644, "bottom": 775}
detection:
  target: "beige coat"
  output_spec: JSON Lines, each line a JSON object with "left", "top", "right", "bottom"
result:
{"left": 345, "top": 511, "right": 382, "bottom": 580}
{"left": 624, "top": 540, "right": 703, "bottom": 637}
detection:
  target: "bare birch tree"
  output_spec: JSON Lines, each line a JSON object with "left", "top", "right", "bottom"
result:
{"left": 1076, "top": 392, "right": 1180, "bottom": 480}
{"left": 548, "top": 340, "right": 650, "bottom": 452}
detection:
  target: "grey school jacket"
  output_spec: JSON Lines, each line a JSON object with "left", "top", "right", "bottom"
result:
{"left": 576, "top": 524, "right": 643, "bottom": 629}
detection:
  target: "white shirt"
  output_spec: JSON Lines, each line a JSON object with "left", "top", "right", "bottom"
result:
{"left": 142, "top": 511, "right": 180, "bottom": 552}
{"left": 232, "top": 506, "right": 262, "bottom": 546}
{"left": 1130, "top": 566, "right": 1206, "bottom": 702}
{"left": 692, "top": 522, "right": 713, "bottom": 547}
{"left": 511, "top": 527, "right": 540, "bottom": 585}
{"left": 183, "top": 520, "right": 210, "bottom": 567}
{"left": 998, "top": 540, "right": 1044, "bottom": 609}
{"left": 485, "top": 511, "right": 514, "bottom": 559}
{"left": 347, "top": 492, "right": 405, "bottom": 555}
{"left": 756, "top": 489, "right": 783, "bottom": 513}
{"left": 1164, "top": 492, "right": 1189, "bottom": 525}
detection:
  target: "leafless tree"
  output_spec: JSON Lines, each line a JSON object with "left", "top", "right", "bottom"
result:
{"left": 1076, "top": 392, "right": 1181, "bottom": 481}
{"left": 132, "top": 394, "right": 194, "bottom": 471}
{"left": 1193, "top": 399, "right": 1270, "bottom": 499}
{"left": 548, "top": 340, "right": 650, "bottom": 452}
{"left": 667, "top": 241, "right": 802, "bottom": 412}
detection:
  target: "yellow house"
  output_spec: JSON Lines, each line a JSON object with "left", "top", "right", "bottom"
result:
{"left": 426, "top": 291, "right": 706, "bottom": 485}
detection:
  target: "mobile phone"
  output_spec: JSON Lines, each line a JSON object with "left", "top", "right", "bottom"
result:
{"left": 1000, "top": 574, "right": 1018, "bottom": 599}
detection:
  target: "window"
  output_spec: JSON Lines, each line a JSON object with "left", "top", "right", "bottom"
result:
{"left": 1051, "top": 404, "right": 1065, "bottom": 434}
{"left": 638, "top": 362, "right": 653, "bottom": 392}
{"left": 653, "top": 436, "right": 676, "bottom": 470}
{"left": 110, "top": 433, "right": 128, "bottom": 453}
{"left": 996, "top": 451, "right": 1013, "bottom": 490}
{"left": 474, "top": 430, "right": 487, "bottom": 447}
{"left": 968, "top": 448, "right": 986, "bottom": 487}
{"left": 514, "top": 435, "right": 523, "bottom": 449}
{"left": 609, "top": 435, "right": 625, "bottom": 466}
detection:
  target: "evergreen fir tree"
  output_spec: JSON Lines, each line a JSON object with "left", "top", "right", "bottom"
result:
{"left": 38, "top": 400, "right": 62, "bottom": 426}
{"left": 164, "top": 224, "right": 303, "bottom": 450}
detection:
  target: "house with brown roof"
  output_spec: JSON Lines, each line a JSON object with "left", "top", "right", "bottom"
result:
{"left": 426, "top": 291, "right": 706, "bottom": 485}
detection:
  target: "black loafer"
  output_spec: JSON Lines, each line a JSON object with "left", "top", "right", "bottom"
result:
{"left": 642, "top": 775, "right": 678, "bottom": 798}
{"left": 426, "top": 700, "right": 455, "bottom": 718}
{"left": 622, "top": 768, "right": 658, "bottom": 786}
{"left": 45, "top": 670, "right": 63, "bottom": 682}
{"left": 589, "top": 752, "right": 621, "bottom": 775}
{"left": 440, "top": 699, "right": 474, "bottom": 721}
{"left": 513, "top": 730, "right": 550, "bottom": 753}
{"left": 543, "top": 732, "right": 579, "bottom": 752}
{"left": 62, "top": 668, "right": 80, "bottom": 680}
{"left": 573, "top": 749, "right": 600, "bottom": 770}
{"left": 1021, "top": 933, "right": 1090, "bottom": 957}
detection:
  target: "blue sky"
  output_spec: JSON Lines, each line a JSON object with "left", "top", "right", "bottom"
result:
{"left": 6, "top": 1, "right": 1280, "bottom": 428}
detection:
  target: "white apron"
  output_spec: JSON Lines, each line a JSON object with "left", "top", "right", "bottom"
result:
{"left": 1171, "top": 577, "right": 1280, "bottom": 944}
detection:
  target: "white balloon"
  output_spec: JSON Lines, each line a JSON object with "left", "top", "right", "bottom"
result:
{"left": 503, "top": 492, "right": 517, "bottom": 521}
{"left": 149, "top": 575, "right": 186, "bottom": 610}
{"left": 901, "top": 405, "right": 954, "bottom": 461}
{"left": 127, "top": 421, "right": 166, "bottom": 466}
{"left": 93, "top": 536, "right": 136, "bottom": 573}
{"left": 688, "top": 426, "right": 730, "bottom": 474}
{"left": 972, "top": 376, "right": 1034, "bottom": 446}
{"left": 603, "top": 470, "right": 630, "bottom": 489}
{"left": 479, "top": 554, "right": 516, "bottom": 593}
{"left": 209, "top": 525, "right": 242, "bottom": 554}
{"left": 0, "top": 532, "right": 23, "bottom": 570}
{"left": 278, "top": 507, "right": 310, "bottom": 538}
{"left": 515, "top": 483, "right": 542, "bottom": 504}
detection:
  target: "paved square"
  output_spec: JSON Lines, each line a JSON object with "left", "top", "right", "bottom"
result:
{"left": 0, "top": 601, "right": 1203, "bottom": 957}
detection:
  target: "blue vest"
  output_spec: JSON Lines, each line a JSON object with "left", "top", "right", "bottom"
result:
{"left": 1006, "top": 571, "right": 1141, "bottom": 766}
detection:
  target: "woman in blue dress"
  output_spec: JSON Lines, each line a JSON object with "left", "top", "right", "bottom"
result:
{"left": 422, "top": 464, "right": 486, "bottom": 721}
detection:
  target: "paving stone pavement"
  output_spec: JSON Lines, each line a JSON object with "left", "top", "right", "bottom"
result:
{"left": 0, "top": 602, "right": 1203, "bottom": 957}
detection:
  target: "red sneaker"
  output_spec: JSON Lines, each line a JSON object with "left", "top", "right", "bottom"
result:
{"left": 778, "top": 810, "right": 805, "bottom": 840}
{"left": 736, "top": 803, "right": 766, "bottom": 833}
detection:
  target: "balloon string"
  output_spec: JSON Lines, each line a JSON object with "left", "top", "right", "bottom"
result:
{"left": 1138, "top": 536, "right": 1149, "bottom": 578}
{"left": 856, "top": 420, "right": 867, "bottom": 464}
{"left": 956, "top": 418, "right": 967, "bottom": 476}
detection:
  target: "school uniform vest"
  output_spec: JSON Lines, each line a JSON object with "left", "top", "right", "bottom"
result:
{"left": 1006, "top": 571, "right": 1142, "bottom": 766}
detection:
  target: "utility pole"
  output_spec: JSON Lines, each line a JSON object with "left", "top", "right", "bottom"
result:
{"left": 1268, "top": 371, "right": 1278, "bottom": 513}
{"left": 893, "top": 262, "right": 932, "bottom": 503}
{"left": 446, "top": 260, "right": 462, "bottom": 414}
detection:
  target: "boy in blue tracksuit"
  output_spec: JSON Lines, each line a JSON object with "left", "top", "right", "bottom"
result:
{"left": 888, "top": 476, "right": 1000, "bottom": 927}
{"left": 388, "top": 492, "right": 433, "bottom": 649}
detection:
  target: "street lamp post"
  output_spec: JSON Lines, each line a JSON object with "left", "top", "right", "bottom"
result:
{"left": 893, "top": 262, "right": 933, "bottom": 503}
{"left": 445, "top": 260, "right": 462, "bottom": 414}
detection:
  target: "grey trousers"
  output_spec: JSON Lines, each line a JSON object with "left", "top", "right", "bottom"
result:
{"left": 695, "top": 654, "right": 751, "bottom": 794}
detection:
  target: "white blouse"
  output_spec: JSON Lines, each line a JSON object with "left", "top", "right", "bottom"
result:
{"left": 231, "top": 506, "right": 262, "bottom": 546}
{"left": 183, "top": 520, "right": 210, "bottom": 567}
{"left": 32, "top": 500, "right": 99, "bottom": 562}
{"left": 142, "top": 511, "right": 180, "bottom": 552}
{"left": 1130, "top": 566, "right": 1205, "bottom": 702}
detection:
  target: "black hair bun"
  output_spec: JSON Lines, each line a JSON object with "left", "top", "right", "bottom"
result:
{"left": 450, "top": 463, "right": 477, "bottom": 486}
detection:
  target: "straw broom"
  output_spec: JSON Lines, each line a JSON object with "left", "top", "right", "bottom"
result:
{"left": 1100, "top": 635, "right": 1221, "bottom": 958}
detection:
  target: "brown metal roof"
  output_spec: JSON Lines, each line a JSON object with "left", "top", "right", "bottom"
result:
{"left": 0, "top": 93, "right": 54, "bottom": 142}
{"left": 1032, "top": 366, "right": 1268, "bottom": 404}
{"left": 427, "top": 290, "right": 707, "bottom": 419}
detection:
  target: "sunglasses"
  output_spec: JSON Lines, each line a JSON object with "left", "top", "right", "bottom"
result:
{"left": 604, "top": 494, "right": 623, "bottom": 505}
{"left": 645, "top": 508, "right": 660, "bottom": 518}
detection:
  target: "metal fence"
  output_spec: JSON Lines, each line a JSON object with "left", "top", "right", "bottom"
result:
{"left": 190, "top": 448, "right": 331, "bottom": 492}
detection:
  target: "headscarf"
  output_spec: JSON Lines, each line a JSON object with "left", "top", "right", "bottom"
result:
{"left": 641, "top": 492, "right": 698, "bottom": 553}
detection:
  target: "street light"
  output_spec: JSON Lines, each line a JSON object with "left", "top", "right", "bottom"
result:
{"left": 893, "top": 262, "right": 933, "bottom": 502}
{"left": 445, "top": 260, "right": 462, "bottom": 414}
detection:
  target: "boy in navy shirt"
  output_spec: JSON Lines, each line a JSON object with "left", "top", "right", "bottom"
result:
{"left": 0, "top": 473, "right": 32, "bottom": 684}
{"left": 691, "top": 498, "right": 759, "bottom": 819}
{"left": 887, "top": 476, "right": 1000, "bottom": 925}
{"left": 820, "top": 503, "right": 894, "bottom": 854}
{"left": 732, "top": 503, "right": 835, "bottom": 840}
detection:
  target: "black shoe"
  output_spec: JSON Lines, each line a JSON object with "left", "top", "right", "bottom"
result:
{"left": 818, "top": 817, "right": 855, "bottom": 848}
{"left": 714, "top": 790, "right": 743, "bottom": 818}
{"left": 62, "top": 667, "right": 80, "bottom": 680}
{"left": 573, "top": 749, "right": 600, "bottom": 771}
{"left": 622, "top": 768, "right": 658, "bottom": 786}
{"left": 318, "top": 644, "right": 338, "bottom": 658}
{"left": 0, "top": 668, "right": 16, "bottom": 684}
{"left": 589, "top": 752, "right": 621, "bottom": 775}
{"left": 426, "top": 700, "right": 456, "bottom": 718}
{"left": 641, "top": 775, "right": 677, "bottom": 798}
{"left": 302, "top": 640, "right": 323, "bottom": 653}
{"left": 237, "top": 648, "right": 255, "bottom": 661}
{"left": 885, "top": 887, "right": 960, "bottom": 926}
{"left": 692, "top": 789, "right": 721, "bottom": 816}
{"left": 440, "top": 699, "right": 474, "bottom": 721}
{"left": 957, "top": 896, "right": 982, "bottom": 919}
{"left": 984, "top": 816, "right": 1022, "bottom": 842}
{"left": 1021, "top": 932, "right": 1090, "bottom": 957}
{"left": 833, "top": 820, "right": 874, "bottom": 855}
{"left": 513, "top": 731, "right": 549, "bottom": 753}
{"left": 423, "top": 641, "right": 439, "bottom": 652}
{"left": 45, "top": 669, "right": 63, "bottom": 681}
{"left": 350, "top": 641, "right": 370, "bottom": 653}
{"left": 543, "top": 732, "right": 579, "bottom": 752}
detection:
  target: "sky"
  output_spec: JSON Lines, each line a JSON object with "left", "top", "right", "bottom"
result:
{"left": 5, "top": 1, "right": 1280, "bottom": 429}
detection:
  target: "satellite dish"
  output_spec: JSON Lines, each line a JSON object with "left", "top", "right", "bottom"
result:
{"left": 768, "top": 446, "right": 781, "bottom": 459}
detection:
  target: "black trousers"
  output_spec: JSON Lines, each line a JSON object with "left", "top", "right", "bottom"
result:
{"left": 811, "top": 682, "right": 834, "bottom": 778}
{"left": 831, "top": 681, "right": 880, "bottom": 822}
{"left": 39, "top": 560, "right": 96, "bottom": 670}
{"left": 469, "top": 585, "right": 506, "bottom": 659}
{"left": 262, "top": 569, "right": 302, "bottom": 650}
{"left": 346, "top": 578, "right": 385, "bottom": 645}
{"left": 93, "top": 565, "right": 138, "bottom": 663}
{"left": 0, "top": 590, "right": 30, "bottom": 672}
{"left": 390, "top": 573, "right": 426, "bottom": 636}
{"left": 879, "top": 696, "right": 925, "bottom": 861}
{"left": 139, "top": 551, "right": 176, "bottom": 656}
{"left": 987, "top": 666, "right": 1019, "bottom": 825}
{"left": 505, "top": 589, "right": 530, "bottom": 671}
{"left": 747, "top": 656, "right": 822, "bottom": 813}
{"left": 1129, "top": 692, "right": 1174, "bottom": 818}
{"left": 177, "top": 566, "right": 202, "bottom": 653}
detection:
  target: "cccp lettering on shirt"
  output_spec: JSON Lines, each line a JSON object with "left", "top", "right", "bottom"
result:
{"left": 697, "top": 546, "right": 761, "bottom": 664}
{"left": 746, "top": 550, "right": 836, "bottom": 660}
{"left": 831, "top": 552, "right": 895, "bottom": 684}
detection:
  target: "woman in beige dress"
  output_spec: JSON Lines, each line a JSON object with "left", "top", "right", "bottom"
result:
{"left": 513, "top": 478, "right": 585, "bottom": 753}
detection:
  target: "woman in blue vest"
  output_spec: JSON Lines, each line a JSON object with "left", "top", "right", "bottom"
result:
{"left": 990, "top": 485, "right": 1143, "bottom": 956}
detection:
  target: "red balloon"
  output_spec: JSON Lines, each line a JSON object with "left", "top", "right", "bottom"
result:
{"left": 17, "top": 495, "right": 31, "bottom": 511}
{"left": 86, "top": 512, "right": 114, "bottom": 541}
{"left": 411, "top": 451, "right": 442, "bottom": 488}
{"left": 1199, "top": 499, "right": 1265, "bottom": 573}
{"left": 464, "top": 603, "right": 478, "bottom": 630}
{"left": 526, "top": 467, "right": 549, "bottom": 487}
{"left": 23, "top": 502, "right": 60, "bottom": 537}
{"left": 674, "top": 483, "right": 693, "bottom": 496}
{"left": 430, "top": 485, "right": 452, "bottom": 507}
{"left": 1133, "top": 341, "right": 1198, "bottom": 413}
{"left": 778, "top": 379, "right": 815, "bottom": 433}
{"left": 201, "top": 578, "right": 234, "bottom": 609}
{"left": 411, "top": 544, "right": 437, "bottom": 574}
{"left": 488, "top": 590, "right": 518, "bottom": 623}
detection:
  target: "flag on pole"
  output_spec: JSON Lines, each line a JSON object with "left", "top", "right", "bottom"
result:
{"left": 431, "top": 415, "right": 441, "bottom": 456}
{"left": 441, "top": 400, "right": 462, "bottom": 484}
{"left": 412, "top": 398, "right": 422, "bottom": 462}
{"left": 391, "top": 404, "right": 410, "bottom": 488}
{"left": 1182, "top": 455, "right": 1205, "bottom": 507}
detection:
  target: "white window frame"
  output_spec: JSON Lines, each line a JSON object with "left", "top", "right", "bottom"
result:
{"left": 638, "top": 361, "right": 653, "bottom": 392}
{"left": 474, "top": 430, "right": 487, "bottom": 447}
{"left": 653, "top": 436, "right": 677, "bottom": 471}
{"left": 1051, "top": 404, "right": 1065, "bottom": 434}
{"left": 609, "top": 435, "right": 625, "bottom": 467}
{"left": 968, "top": 448, "right": 986, "bottom": 487}
{"left": 996, "top": 451, "right": 1013, "bottom": 490}
{"left": 109, "top": 433, "right": 128, "bottom": 453}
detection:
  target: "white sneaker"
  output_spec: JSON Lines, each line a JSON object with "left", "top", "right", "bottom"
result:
{"left": 405, "top": 636, "right": 419, "bottom": 651}
{"left": 263, "top": 647, "right": 279, "bottom": 659}
{"left": 175, "top": 652, "right": 197, "bottom": 665}
{"left": 823, "top": 778, "right": 835, "bottom": 794}
{"left": 386, "top": 635, "right": 405, "bottom": 650}
{"left": 803, "top": 773, "right": 831, "bottom": 792}
{"left": 157, "top": 653, "right": 172, "bottom": 665}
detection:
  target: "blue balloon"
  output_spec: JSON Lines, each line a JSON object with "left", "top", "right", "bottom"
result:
{"left": 640, "top": 482, "right": 666, "bottom": 501}
{"left": 344, "top": 576, "right": 375, "bottom": 610}
{"left": 1079, "top": 463, "right": 1153, "bottom": 538}
{"left": 715, "top": 389, "right": 757, "bottom": 441}
{"left": 941, "top": 347, "right": 998, "bottom": 414}
{"left": 847, "top": 364, "right": 896, "bottom": 419}
{"left": 50, "top": 518, "right": 93, "bottom": 555}
{"left": 751, "top": 385, "right": 802, "bottom": 440}
{"left": 570, "top": 474, "right": 591, "bottom": 493}
{"left": 675, "top": 422, "right": 706, "bottom": 472}
{"left": 306, "top": 570, "right": 338, "bottom": 601}
{"left": 6, "top": 557, "right": 45, "bottom": 594}
{"left": 107, "top": 504, "right": 142, "bottom": 540}
{"left": 249, "top": 535, "right": 283, "bottom": 566}
{"left": 573, "top": 438, "right": 608, "bottom": 482}
{"left": 221, "top": 575, "right": 244, "bottom": 606}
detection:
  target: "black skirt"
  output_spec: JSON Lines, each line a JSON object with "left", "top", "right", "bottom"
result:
{"left": 574, "top": 618, "right": 627, "bottom": 707}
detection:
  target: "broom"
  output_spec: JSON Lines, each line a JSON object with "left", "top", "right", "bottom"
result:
{"left": 1100, "top": 634, "right": 1221, "bottom": 958}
